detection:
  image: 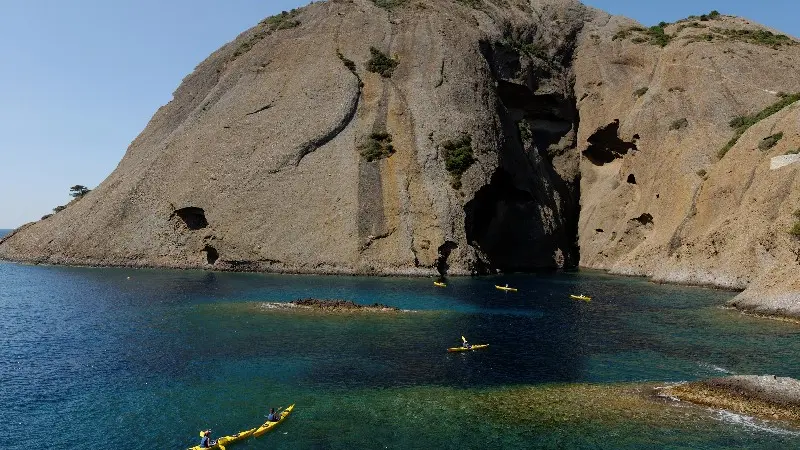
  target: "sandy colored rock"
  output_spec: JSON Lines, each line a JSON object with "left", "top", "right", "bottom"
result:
{"left": 0, "top": 0, "right": 594, "bottom": 276}
{"left": 661, "top": 375, "right": 800, "bottom": 424}
{"left": 573, "top": 14, "right": 800, "bottom": 318}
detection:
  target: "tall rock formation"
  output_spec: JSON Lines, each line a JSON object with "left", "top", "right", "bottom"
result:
{"left": 2, "top": 0, "right": 799, "bottom": 317}
{"left": 572, "top": 12, "right": 800, "bottom": 317}
{"left": 1, "top": 0, "right": 593, "bottom": 276}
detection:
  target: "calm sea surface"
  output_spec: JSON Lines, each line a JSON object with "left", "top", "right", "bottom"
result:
{"left": 2, "top": 229, "right": 799, "bottom": 449}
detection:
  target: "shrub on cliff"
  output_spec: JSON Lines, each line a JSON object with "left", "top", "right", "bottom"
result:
{"left": 758, "top": 132, "right": 784, "bottom": 151}
{"left": 53, "top": 205, "right": 66, "bottom": 213}
{"left": 336, "top": 51, "right": 356, "bottom": 73}
{"left": 789, "top": 222, "right": 800, "bottom": 237}
{"left": 719, "top": 93, "right": 800, "bottom": 158}
{"left": 366, "top": 47, "right": 398, "bottom": 78}
{"left": 442, "top": 135, "right": 475, "bottom": 189}
{"left": 262, "top": 9, "right": 300, "bottom": 30}
{"left": 359, "top": 131, "right": 395, "bottom": 162}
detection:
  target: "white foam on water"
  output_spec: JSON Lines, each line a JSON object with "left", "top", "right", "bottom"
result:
{"left": 697, "top": 362, "right": 734, "bottom": 374}
{"left": 715, "top": 409, "right": 800, "bottom": 436}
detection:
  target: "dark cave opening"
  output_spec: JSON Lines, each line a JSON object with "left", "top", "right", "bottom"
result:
{"left": 627, "top": 174, "right": 637, "bottom": 184}
{"left": 632, "top": 213, "right": 654, "bottom": 226}
{"left": 173, "top": 207, "right": 209, "bottom": 230}
{"left": 436, "top": 241, "right": 458, "bottom": 276}
{"left": 469, "top": 36, "right": 581, "bottom": 273}
{"left": 465, "top": 170, "right": 559, "bottom": 272}
{"left": 172, "top": 206, "right": 208, "bottom": 230}
{"left": 203, "top": 245, "right": 219, "bottom": 265}
{"left": 582, "top": 120, "right": 637, "bottom": 165}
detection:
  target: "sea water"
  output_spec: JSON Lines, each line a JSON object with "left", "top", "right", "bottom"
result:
{"left": 1, "top": 243, "right": 799, "bottom": 448}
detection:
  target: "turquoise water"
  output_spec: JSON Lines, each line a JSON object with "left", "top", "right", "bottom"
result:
{"left": 1, "top": 256, "right": 800, "bottom": 449}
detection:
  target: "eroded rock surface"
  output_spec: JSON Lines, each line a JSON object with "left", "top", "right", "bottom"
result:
{"left": 660, "top": 375, "right": 800, "bottom": 424}
{"left": 0, "top": 0, "right": 597, "bottom": 276}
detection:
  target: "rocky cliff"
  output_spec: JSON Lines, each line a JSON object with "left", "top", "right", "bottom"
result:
{"left": 2, "top": 0, "right": 799, "bottom": 317}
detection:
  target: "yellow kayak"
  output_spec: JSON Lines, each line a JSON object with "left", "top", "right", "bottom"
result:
{"left": 187, "top": 404, "right": 294, "bottom": 450}
{"left": 570, "top": 294, "right": 591, "bottom": 301}
{"left": 253, "top": 404, "right": 295, "bottom": 437}
{"left": 495, "top": 285, "right": 518, "bottom": 292}
{"left": 447, "top": 344, "right": 489, "bottom": 352}
{"left": 434, "top": 281, "right": 447, "bottom": 287}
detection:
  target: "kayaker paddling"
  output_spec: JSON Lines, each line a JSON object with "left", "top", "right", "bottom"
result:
{"left": 267, "top": 407, "right": 279, "bottom": 422}
{"left": 200, "top": 429, "right": 215, "bottom": 448}
{"left": 461, "top": 335, "right": 471, "bottom": 349}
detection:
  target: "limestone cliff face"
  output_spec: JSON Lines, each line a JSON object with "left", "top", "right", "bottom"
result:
{"left": 573, "top": 15, "right": 800, "bottom": 316}
{"left": 0, "top": 0, "right": 597, "bottom": 275}
{"left": 2, "top": 0, "right": 800, "bottom": 317}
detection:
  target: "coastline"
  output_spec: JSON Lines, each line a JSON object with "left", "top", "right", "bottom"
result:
{"left": 4, "top": 251, "right": 799, "bottom": 323}
{"left": 658, "top": 376, "right": 800, "bottom": 426}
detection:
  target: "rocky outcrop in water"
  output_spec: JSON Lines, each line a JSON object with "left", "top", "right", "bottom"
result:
{"left": 292, "top": 298, "right": 399, "bottom": 311}
{"left": 2, "top": 0, "right": 800, "bottom": 317}
{"left": 660, "top": 375, "right": 800, "bottom": 424}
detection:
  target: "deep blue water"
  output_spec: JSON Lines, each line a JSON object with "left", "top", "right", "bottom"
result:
{"left": 1, "top": 259, "right": 799, "bottom": 449}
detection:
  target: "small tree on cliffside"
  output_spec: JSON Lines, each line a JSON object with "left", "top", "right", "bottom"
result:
{"left": 69, "top": 185, "right": 90, "bottom": 198}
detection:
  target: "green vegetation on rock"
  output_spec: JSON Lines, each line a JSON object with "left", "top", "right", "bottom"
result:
{"left": 262, "top": 9, "right": 301, "bottom": 30}
{"left": 442, "top": 135, "right": 475, "bottom": 189}
{"left": 614, "top": 25, "right": 672, "bottom": 47}
{"left": 503, "top": 38, "right": 547, "bottom": 60}
{"left": 232, "top": 10, "right": 301, "bottom": 60}
{"left": 718, "top": 93, "right": 800, "bottom": 158}
{"left": 758, "top": 132, "right": 784, "bottom": 151}
{"left": 370, "top": 0, "right": 407, "bottom": 9}
{"left": 633, "top": 87, "right": 648, "bottom": 98}
{"left": 789, "top": 222, "right": 800, "bottom": 237}
{"left": 337, "top": 51, "right": 357, "bottom": 73}
{"left": 786, "top": 148, "right": 800, "bottom": 155}
{"left": 53, "top": 205, "right": 67, "bottom": 213}
{"left": 360, "top": 131, "right": 395, "bottom": 162}
{"left": 69, "top": 185, "right": 90, "bottom": 198}
{"left": 715, "top": 27, "right": 796, "bottom": 47}
{"left": 366, "top": 47, "right": 399, "bottom": 78}
{"left": 688, "top": 27, "right": 797, "bottom": 48}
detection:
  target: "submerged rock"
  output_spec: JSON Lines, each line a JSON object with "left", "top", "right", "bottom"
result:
{"left": 659, "top": 375, "right": 800, "bottom": 424}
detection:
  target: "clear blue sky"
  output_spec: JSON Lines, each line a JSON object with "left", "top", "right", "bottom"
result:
{"left": 0, "top": 1, "right": 796, "bottom": 228}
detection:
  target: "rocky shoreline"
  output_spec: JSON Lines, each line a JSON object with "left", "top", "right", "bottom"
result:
{"left": 6, "top": 254, "right": 800, "bottom": 322}
{"left": 658, "top": 375, "right": 800, "bottom": 424}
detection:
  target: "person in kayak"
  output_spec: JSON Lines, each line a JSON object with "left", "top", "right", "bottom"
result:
{"left": 200, "top": 430, "right": 213, "bottom": 448}
{"left": 461, "top": 336, "right": 471, "bottom": 349}
{"left": 267, "top": 408, "right": 280, "bottom": 422}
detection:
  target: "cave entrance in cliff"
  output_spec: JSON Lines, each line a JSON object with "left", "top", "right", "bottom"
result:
{"left": 436, "top": 241, "right": 458, "bottom": 276}
{"left": 173, "top": 207, "right": 208, "bottom": 230}
{"left": 203, "top": 245, "right": 219, "bottom": 265}
{"left": 464, "top": 170, "right": 551, "bottom": 272}
{"left": 582, "top": 120, "right": 637, "bottom": 165}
